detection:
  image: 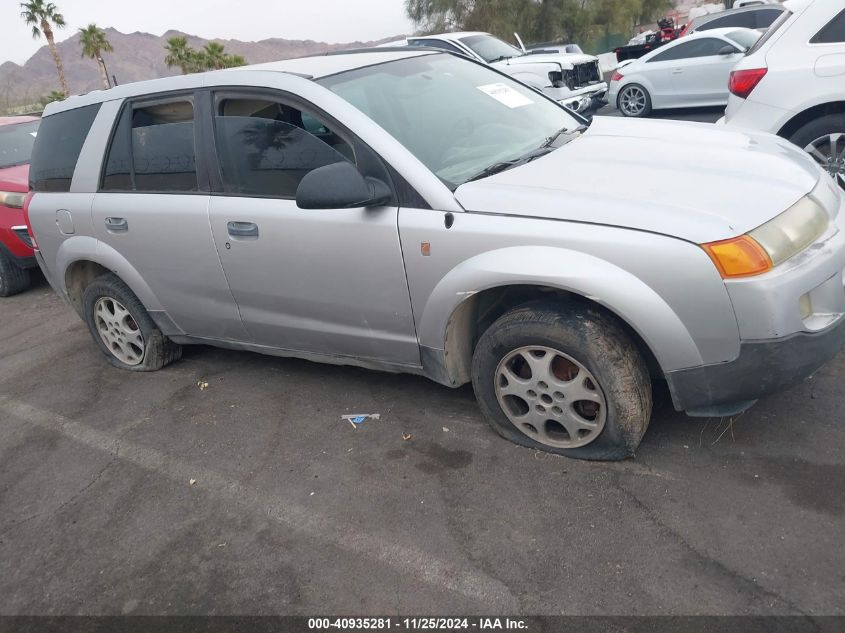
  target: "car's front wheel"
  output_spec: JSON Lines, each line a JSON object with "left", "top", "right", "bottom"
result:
{"left": 617, "top": 84, "right": 652, "bottom": 118}
{"left": 82, "top": 273, "right": 182, "bottom": 371}
{"left": 471, "top": 302, "right": 652, "bottom": 461}
{"left": 790, "top": 114, "right": 845, "bottom": 190}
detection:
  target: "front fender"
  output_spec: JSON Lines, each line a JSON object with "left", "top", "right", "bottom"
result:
{"left": 56, "top": 235, "right": 163, "bottom": 312}
{"left": 417, "top": 246, "right": 705, "bottom": 372}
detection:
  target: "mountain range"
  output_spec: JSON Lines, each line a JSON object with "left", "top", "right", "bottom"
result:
{"left": 0, "top": 28, "right": 403, "bottom": 111}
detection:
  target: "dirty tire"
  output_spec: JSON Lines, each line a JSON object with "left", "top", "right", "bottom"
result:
{"left": 788, "top": 113, "right": 845, "bottom": 190}
{"left": 82, "top": 273, "right": 182, "bottom": 371}
{"left": 472, "top": 302, "right": 652, "bottom": 461}
{"left": 0, "top": 248, "right": 31, "bottom": 297}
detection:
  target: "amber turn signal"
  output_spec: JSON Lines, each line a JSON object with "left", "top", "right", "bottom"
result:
{"left": 701, "top": 235, "right": 773, "bottom": 279}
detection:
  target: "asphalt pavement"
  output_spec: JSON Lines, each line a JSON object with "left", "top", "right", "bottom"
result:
{"left": 1, "top": 108, "right": 844, "bottom": 616}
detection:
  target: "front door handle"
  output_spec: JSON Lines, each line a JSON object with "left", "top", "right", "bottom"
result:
{"left": 227, "top": 221, "right": 259, "bottom": 238}
{"left": 105, "top": 217, "right": 128, "bottom": 232}
{"left": 672, "top": 68, "right": 684, "bottom": 74}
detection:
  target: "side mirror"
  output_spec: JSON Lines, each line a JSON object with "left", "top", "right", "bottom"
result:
{"left": 717, "top": 45, "right": 738, "bottom": 56}
{"left": 296, "top": 161, "right": 392, "bottom": 210}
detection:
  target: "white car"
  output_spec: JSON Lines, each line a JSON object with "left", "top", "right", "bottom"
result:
{"left": 723, "top": 0, "right": 844, "bottom": 188}
{"left": 402, "top": 32, "right": 608, "bottom": 113}
{"left": 608, "top": 28, "right": 761, "bottom": 117}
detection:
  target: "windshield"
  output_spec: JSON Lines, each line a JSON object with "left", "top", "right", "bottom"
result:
{"left": 0, "top": 120, "right": 39, "bottom": 169}
{"left": 746, "top": 9, "right": 791, "bottom": 55}
{"left": 726, "top": 29, "right": 761, "bottom": 50}
{"left": 459, "top": 34, "right": 523, "bottom": 63}
{"left": 319, "top": 54, "right": 579, "bottom": 187}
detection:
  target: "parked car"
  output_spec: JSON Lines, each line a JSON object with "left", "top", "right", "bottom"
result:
{"left": 26, "top": 49, "right": 845, "bottom": 461}
{"left": 681, "top": 4, "right": 786, "bottom": 36}
{"left": 733, "top": 0, "right": 781, "bottom": 7}
{"left": 722, "top": 0, "right": 845, "bottom": 189}
{"left": 0, "top": 115, "right": 39, "bottom": 297}
{"left": 402, "top": 32, "right": 607, "bottom": 113}
{"left": 609, "top": 28, "right": 760, "bottom": 117}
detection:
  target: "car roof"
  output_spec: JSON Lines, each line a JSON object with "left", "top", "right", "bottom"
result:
{"left": 413, "top": 32, "right": 490, "bottom": 42}
{"left": 43, "top": 49, "right": 435, "bottom": 117}
{"left": 693, "top": 3, "right": 785, "bottom": 26}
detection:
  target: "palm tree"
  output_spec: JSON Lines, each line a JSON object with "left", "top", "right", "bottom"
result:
{"left": 21, "top": 0, "right": 69, "bottom": 97}
{"left": 79, "top": 24, "right": 113, "bottom": 90}
{"left": 203, "top": 42, "right": 227, "bottom": 70}
{"left": 223, "top": 54, "right": 247, "bottom": 69}
{"left": 164, "top": 36, "right": 194, "bottom": 74}
{"left": 42, "top": 89, "right": 65, "bottom": 105}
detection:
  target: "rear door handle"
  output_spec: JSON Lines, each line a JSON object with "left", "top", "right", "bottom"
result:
{"left": 672, "top": 68, "right": 684, "bottom": 74}
{"left": 105, "top": 217, "right": 128, "bottom": 231}
{"left": 227, "top": 221, "right": 259, "bottom": 238}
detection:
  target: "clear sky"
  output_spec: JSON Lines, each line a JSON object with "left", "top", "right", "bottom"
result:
{"left": 3, "top": 0, "right": 415, "bottom": 65}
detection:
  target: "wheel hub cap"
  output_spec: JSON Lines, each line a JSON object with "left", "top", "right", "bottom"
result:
{"left": 806, "top": 133, "right": 845, "bottom": 189}
{"left": 94, "top": 297, "right": 144, "bottom": 366}
{"left": 620, "top": 87, "right": 645, "bottom": 116}
{"left": 495, "top": 346, "right": 607, "bottom": 449}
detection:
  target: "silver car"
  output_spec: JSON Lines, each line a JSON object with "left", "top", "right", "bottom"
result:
{"left": 26, "top": 49, "right": 845, "bottom": 461}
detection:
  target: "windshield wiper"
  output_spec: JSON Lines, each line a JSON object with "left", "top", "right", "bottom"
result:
{"left": 466, "top": 159, "right": 523, "bottom": 183}
{"left": 541, "top": 124, "right": 588, "bottom": 149}
{"left": 465, "top": 125, "right": 589, "bottom": 184}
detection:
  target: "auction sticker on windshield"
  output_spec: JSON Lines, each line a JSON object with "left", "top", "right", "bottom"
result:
{"left": 476, "top": 83, "right": 534, "bottom": 108}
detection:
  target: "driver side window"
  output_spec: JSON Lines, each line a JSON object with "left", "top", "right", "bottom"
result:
{"left": 212, "top": 96, "right": 355, "bottom": 198}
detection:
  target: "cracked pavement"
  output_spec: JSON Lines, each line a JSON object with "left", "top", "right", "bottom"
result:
{"left": 1, "top": 268, "right": 844, "bottom": 615}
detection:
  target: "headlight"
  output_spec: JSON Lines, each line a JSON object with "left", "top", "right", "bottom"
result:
{"left": 0, "top": 191, "right": 25, "bottom": 209}
{"left": 702, "top": 195, "right": 830, "bottom": 278}
{"left": 749, "top": 196, "right": 829, "bottom": 266}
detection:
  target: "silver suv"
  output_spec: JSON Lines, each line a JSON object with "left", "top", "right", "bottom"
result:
{"left": 27, "top": 49, "right": 845, "bottom": 461}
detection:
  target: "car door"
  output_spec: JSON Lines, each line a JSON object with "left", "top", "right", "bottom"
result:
{"left": 668, "top": 38, "right": 742, "bottom": 105}
{"left": 204, "top": 90, "right": 420, "bottom": 366}
{"left": 640, "top": 44, "right": 693, "bottom": 107}
{"left": 91, "top": 93, "right": 247, "bottom": 341}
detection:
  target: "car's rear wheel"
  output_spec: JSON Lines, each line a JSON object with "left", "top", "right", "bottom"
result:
{"left": 617, "top": 84, "right": 652, "bottom": 118}
{"left": 82, "top": 273, "right": 182, "bottom": 371}
{"left": 0, "top": 249, "right": 31, "bottom": 297}
{"left": 472, "top": 302, "right": 653, "bottom": 461}
{"left": 789, "top": 114, "right": 845, "bottom": 190}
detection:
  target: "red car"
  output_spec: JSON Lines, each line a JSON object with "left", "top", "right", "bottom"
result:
{"left": 0, "top": 115, "right": 40, "bottom": 296}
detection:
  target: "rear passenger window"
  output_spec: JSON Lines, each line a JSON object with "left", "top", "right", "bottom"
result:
{"left": 754, "top": 8, "right": 783, "bottom": 29}
{"left": 101, "top": 99, "right": 197, "bottom": 192}
{"left": 812, "top": 9, "right": 845, "bottom": 44}
{"left": 212, "top": 97, "right": 353, "bottom": 198}
{"left": 30, "top": 103, "right": 100, "bottom": 192}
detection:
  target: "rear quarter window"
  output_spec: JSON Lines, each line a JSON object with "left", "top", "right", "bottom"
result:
{"left": 29, "top": 103, "right": 101, "bottom": 192}
{"left": 811, "top": 8, "right": 845, "bottom": 44}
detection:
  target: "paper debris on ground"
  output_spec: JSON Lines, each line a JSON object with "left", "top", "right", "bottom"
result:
{"left": 341, "top": 413, "right": 381, "bottom": 428}
{"left": 197, "top": 380, "right": 209, "bottom": 391}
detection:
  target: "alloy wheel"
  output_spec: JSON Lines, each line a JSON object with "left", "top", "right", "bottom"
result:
{"left": 619, "top": 86, "right": 647, "bottom": 117}
{"left": 805, "top": 133, "right": 845, "bottom": 189}
{"left": 94, "top": 296, "right": 145, "bottom": 366}
{"left": 495, "top": 346, "right": 607, "bottom": 449}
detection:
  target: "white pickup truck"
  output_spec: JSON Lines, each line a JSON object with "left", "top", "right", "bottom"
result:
{"left": 395, "top": 32, "right": 608, "bottom": 114}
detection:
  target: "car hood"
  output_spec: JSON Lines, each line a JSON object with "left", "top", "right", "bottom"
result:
{"left": 0, "top": 163, "right": 29, "bottom": 191}
{"left": 454, "top": 116, "right": 821, "bottom": 243}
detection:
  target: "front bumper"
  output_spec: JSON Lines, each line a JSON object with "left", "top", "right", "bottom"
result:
{"left": 668, "top": 179, "right": 845, "bottom": 415}
{"left": 666, "top": 314, "right": 845, "bottom": 415}
{"left": 545, "top": 83, "right": 608, "bottom": 114}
